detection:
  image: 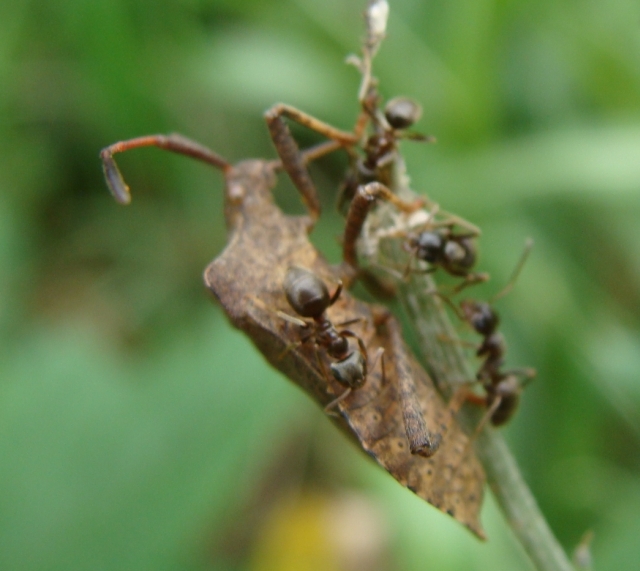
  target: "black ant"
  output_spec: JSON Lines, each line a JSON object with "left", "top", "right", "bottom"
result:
{"left": 337, "top": 88, "right": 434, "bottom": 213}
{"left": 450, "top": 240, "right": 536, "bottom": 427}
{"left": 280, "top": 266, "right": 382, "bottom": 412}
{"left": 403, "top": 220, "right": 489, "bottom": 292}
{"left": 263, "top": 89, "right": 431, "bottom": 220}
{"left": 341, "top": 182, "right": 486, "bottom": 292}
{"left": 459, "top": 298, "right": 535, "bottom": 426}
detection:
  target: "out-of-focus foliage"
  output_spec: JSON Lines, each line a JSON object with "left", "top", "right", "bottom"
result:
{"left": 1, "top": 0, "right": 639, "bottom": 570}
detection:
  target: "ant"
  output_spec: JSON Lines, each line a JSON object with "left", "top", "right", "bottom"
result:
{"left": 402, "top": 219, "right": 488, "bottom": 292}
{"left": 341, "top": 182, "right": 486, "bottom": 292}
{"left": 281, "top": 265, "right": 441, "bottom": 457}
{"left": 459, "top": 298, "right": 535, "bottom": 426}
{"left": 263, "top": 73, "right": 433, "bottom": 220}
{"left": 280, "top": 266, "right": 382, "bottom": 412}
{"left": 447, "top": 239, "right": 536, "bottom": 427}
{"left": 336, "top": 87, "right": 434, "bottom": 213}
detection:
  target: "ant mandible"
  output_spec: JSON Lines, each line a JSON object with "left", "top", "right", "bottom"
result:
{"left": 280, "top": 266, "right": 382, "bottom": 412}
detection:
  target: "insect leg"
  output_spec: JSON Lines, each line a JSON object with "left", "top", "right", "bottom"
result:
{"left": 342, "top": 181, "right": 423, "bottom": 270}
{"left": 100, "top": 134, "right": 230, "bottom": 204}
{"left": 264, "top": 104, "right": 357, "bottom": 222}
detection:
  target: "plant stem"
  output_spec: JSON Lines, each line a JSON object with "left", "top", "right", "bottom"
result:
{"left": 365, "top": 163, "right": 575, "bottom": 571}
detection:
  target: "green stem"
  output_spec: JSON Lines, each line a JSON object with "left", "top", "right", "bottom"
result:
{"left": 365, "top": 164, "right": 575, "bottom": 571}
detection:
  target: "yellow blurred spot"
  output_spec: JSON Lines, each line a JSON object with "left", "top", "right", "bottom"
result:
{"left": 249, "top": 493, "right": 338, "bottom": 571}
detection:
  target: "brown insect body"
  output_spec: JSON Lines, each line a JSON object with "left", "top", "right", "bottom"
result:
{"left": 283, "top": 266, "right": 365, "bottom": 392}
{"left": 203, "top": 158, "right": 485, "bottom": 536}
{"left": 101, "top": 139, "right": 486, "bottom": 537}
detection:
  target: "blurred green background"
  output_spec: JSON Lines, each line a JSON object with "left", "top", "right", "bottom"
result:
{"left": 2, "top": 0, "right": 640, "bottom": 569}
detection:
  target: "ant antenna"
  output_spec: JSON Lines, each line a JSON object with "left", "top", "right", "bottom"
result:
{"left": 491, "top": 238, "right": 534, "bottom": 303}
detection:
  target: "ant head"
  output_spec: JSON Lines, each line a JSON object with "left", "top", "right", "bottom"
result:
{"left": 460, "top": 300, "right": 499, "bottom": 336}
{"left": 284, "top": 266, "right": 330, "bottom": 318}
{"left": 384, "top": 97, "right": 422, "bottom": 130}
{"left": 443, "top": 236, "right": 476, "bottom": 272}
{"left": 413, "top": 230, "right": 444, "bottom": 263}
{"left": 330, "top": 351, "right": 367, "bottom": 389}
{"left": 490, "top": 376, "right": 522, "bottom": 426}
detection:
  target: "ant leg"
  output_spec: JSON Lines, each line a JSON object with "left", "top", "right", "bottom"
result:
{"left": 328, "top": 280, "right": 344, "bottom": 307}
{"left": 335, "top": 317, "right": 365, "bottom": 329}
{"left": 324, "top": 387, "right": 352, "bottom": 416}
{"left": 264, "top": 104, "right": 358, "bottom": 222}
{"left": 430, "top": 211, "right": 482, "bottom": 237}
{"left": 276, "top": 310, "right": 308, "bottom": 328}
{"left": 277, "top": 339, "right": 305, "bottom": 361}
{"left": 298, "top": 140, "right": 343, "bottom": 165}
{"left": 450, "top": 272, "right": 491, "bottom": 295}
{"left": 275, "top": 312, "right": 313, "bottom": 360}
{"left": 503, "top": 367, "right": 537, "bottom": 382}
{"left": 343, "top": 181, "right": 424, "bottom": 270}
{"left": 100, "top": 134, "right": 230, "bottom": 204}
{"left": 340, "top": 330, "right": 369, "bottom": 364}
{"left": 472, "top": 394, "right": 503, "bottom": 437}
{"left": 435, "top": 334, "right": 478, "bottom": 349}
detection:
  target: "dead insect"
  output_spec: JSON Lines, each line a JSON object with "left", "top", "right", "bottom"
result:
{"left": 263, "top": 104, "right": 358, "bottom": 223}
{"left": 99, "top": 132, "right": 486, "bottom": 537}
{"left": 262, "top": 81, "right": 433, "bottom": 219}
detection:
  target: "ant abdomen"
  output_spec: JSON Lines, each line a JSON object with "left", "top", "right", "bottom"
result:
{"left": 284, "top": 266, "right": 331, "bottom": 318}
{"left": 384, "top": 97, "right": 422, "bottom": 130}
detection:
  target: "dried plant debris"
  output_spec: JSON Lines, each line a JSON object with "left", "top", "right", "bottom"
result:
{"left": 202, "top": 157, "right": 486, "bottom": 537}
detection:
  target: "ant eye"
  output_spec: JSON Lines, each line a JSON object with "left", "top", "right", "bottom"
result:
{"left": 384, "top": 97, "right": 422, "bottom": 130}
